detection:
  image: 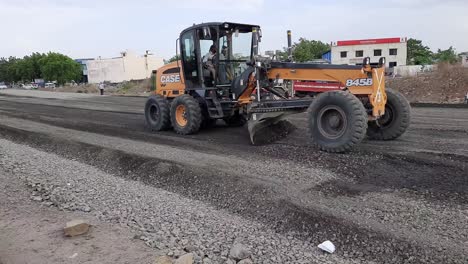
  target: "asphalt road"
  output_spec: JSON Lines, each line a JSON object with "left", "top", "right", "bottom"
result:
{"left": 0, "top": 91, "right": 467, "bottom": 263}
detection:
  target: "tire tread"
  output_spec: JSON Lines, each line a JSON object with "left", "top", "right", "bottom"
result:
{"left": 144, "top": 95, "right": 171, "bottom": 131}
{"left": 367, "top": 88, "right": 411, "bottom": 140}
{"left": 308, "top": 91, "right": 368, "bottom": 153}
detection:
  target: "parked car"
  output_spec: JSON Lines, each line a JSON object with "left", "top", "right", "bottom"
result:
{"left": 45, "top": 82, "right": 56, "bottom": 89}
{"left": 22, "top": 84, "right": 34, "bottom": 90}
{"left": 0, "top": 84, "right": 8, "bottom": 89}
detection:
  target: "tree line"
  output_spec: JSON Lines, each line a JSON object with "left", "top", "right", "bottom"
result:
{"left": 0, "top": 52, "right": 82, "bottom": 85}
{"left": 406, "top": 39, "right": 458, "bottom": 65}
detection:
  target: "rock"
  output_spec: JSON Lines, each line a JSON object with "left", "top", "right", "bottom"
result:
{"left": 225, "top": 259, "right": 236, "bottom": 264}
{"left": 174, "top": 253, "right": 193, "bottom": 264}
{"left": 173, "top": 249, "right": 183, "bottom": 258}
{"left": 31, "top": 196, "right": 43, "bottom": 202}
{"left": 238, "top": 259, "right": 253, "bottom": 264}
{"left": 229, "top": 243, "right": 251, "bottom": 261}
{"left": 184, "top": 245, "right": 197, "bottom": 253}
{"left": 64, "top": 220, "right": 90, "bottom": 237}
{"left": 202, "top": 257, "right": 212, "bottom": 264}
{"left": 155, "top": 255, "right": 173, "bottom": 264}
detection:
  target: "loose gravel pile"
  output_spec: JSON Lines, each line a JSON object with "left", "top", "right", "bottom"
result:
{"left": 0, "top": 139, "right": 360, "bottom": 264}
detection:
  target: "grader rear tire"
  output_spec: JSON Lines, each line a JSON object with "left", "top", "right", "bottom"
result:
{"left": 367, "top": 88, "right": 410, "bottom": 140}
{"left": 170, "top": 94, "right": 202, "bottom": 135}
{"left": 144, "top": 95, "right": 171, "bottom": 131}
{"left": 308, "top": 91, "right": 368, "bottom": 153}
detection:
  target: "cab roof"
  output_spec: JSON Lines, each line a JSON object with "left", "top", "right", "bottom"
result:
{"left": 180, "top": 22, "right": 260, "bottom": 36}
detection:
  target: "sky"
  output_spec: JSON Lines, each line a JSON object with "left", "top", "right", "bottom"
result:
{"left": 1, "top": 0, "right": 467, "bottom": 60}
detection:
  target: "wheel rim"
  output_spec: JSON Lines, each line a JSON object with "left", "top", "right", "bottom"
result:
{"left": 377, "top": 104, "right": 395, "bottom": 128}
{"left": 175, "top": 105, "right": 188, "bottom": 127}
{"left": 317, "top": 106, "right": 347, "bottom": 139}
{"left": 149, "top": 104, "right": 159, "bottom": 122}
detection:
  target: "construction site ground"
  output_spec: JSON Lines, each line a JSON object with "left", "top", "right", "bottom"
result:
{"left": 0, "top": 90, "right": 467, "bottom": 264}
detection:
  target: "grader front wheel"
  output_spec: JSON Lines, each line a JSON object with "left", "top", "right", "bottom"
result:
{"left": 308, "top": 91, "right": 368, "bottom": 153}
{"left": 367, "top": 88, "right": 411, "bottom": 140}
{"left": 170, "top": 94, "right": 202, "bottom": 135}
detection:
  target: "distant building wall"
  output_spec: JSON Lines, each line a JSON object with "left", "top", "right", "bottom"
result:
{"left": 75, "top": 58, "right": 94, "bottom": 83}
{"left": 393, "top": 65, "right": 436, "bottom": 77}
{"left": 331, "top": 37, "right": 407, "bottom": 68}
{"left": 86, "top": 51, "right": 164, "bottom": 83}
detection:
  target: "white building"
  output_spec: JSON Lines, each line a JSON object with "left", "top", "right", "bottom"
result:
{"left": 86, "top": 50, "right": 164, "bottom": 84}
{"left": 330, "top": 37, "right": 407, "bottom": 68}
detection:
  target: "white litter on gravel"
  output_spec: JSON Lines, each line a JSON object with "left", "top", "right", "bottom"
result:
{"left": 318, "top": 240, "right": 336, "bottom": 254}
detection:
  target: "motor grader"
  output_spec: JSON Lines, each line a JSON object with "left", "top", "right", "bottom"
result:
{"left": 144, "top": 22, "right": 410, "bottom": 152}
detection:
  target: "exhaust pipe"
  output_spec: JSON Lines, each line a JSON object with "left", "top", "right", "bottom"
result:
{"left": 287, "top": 30, "right": 292, "bottom": 61}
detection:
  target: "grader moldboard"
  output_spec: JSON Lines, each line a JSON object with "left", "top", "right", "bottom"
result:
{"left": 144, "top": 22, "right": 411, "bottom": 152}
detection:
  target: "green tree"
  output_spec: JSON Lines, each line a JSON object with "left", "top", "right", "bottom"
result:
{"left": 291, "top": 38, "right": 330, "bottom": 62}
{"left": 433, "top": 46, "right": 458, "bottom": 64}
{"left": 28, "top": 52, "right": 46, "bottom": 79}
{"left": 275, "top": 49, "right": 289, "bottom": 61}
{"left": 0, "top": 57, "right": 9, "bottom": 82}
{"left": 16, "top": 57, "right": 35, "bottom": 82}
{"left": 39, "top": 52, "right": 82, "bottom": 85}
{"left": 1, "top": 53, "right": 47, "bottom": 83}
{"left": 407, "top": 38, "right": 433, "bottom": 65}
{"left": 4, "top": 57, "right": 21, "bottom": 83}
{"left": 167, "top": 55, "right": 180, "bottom": 63}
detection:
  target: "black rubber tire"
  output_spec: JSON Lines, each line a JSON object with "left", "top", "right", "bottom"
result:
{"left": 224, "top": 112, "right": 247, "bottom": 127}
{"left": 144, "top": 95, "right": 171, "bottom": 131}
{"left": 170, "top": 94, "right": 202, "bottom": 135}
{"left": 308, "top": 91, "right": 368, "bottom": 153}
{"left": 367, "top": 88, "right": 411, "bottom": 140}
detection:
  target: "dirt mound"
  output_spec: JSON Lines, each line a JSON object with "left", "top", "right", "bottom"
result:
{"left": 39, "top": 79, "right": 151, "bottom": 96}
{"left": 111, "top": 79, "right": 151, "bottom": 95}
{"left": 40, "top": 84, "right": 99, "bottom": 94}
{"left": 387, "top": 64, "right": 468, "bottom": 103}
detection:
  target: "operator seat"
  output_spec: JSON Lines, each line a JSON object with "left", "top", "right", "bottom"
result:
{"left": 230, "top": 67, "right": 255, "bottom": 99}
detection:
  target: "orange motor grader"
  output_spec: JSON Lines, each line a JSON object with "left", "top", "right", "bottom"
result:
{"left": 145, "top": 22, "right": 410, "bottom": 152}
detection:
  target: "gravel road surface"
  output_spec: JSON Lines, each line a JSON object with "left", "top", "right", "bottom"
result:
{"left": 0, "top": 91, "right": 467, "bottom": 264}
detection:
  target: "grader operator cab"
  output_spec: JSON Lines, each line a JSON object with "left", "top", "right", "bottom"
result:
{"left": 145, "top": 22, "right": 410, "bottom": 152}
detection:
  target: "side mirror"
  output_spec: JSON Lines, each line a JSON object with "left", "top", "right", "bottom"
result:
{"left": 202, "top": 27, "right": 212, "bottom": 40}
{"left": 258, "top": 29, "right": 262, "bottom": 42}
{"left": 363, "top": 57, "right": 371, "bottom": 66}
{"left": 379, "top": 57, "right": 386, "bottom": 67}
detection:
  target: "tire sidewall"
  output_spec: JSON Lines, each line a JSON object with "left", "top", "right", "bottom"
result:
{"left": 308, "top": 91, "right": 367, "bottom": 151}
{"left": 367, "top": 88, "right": 410, "bottom": 140}
{"left": 144, "top": 95, "right": 169, "bottom": 131}
{"left": 379, "top": 89, "right": 406, "bottom": 131}
{"left": 170, "top": 95, "right": 202, "bottom": 134}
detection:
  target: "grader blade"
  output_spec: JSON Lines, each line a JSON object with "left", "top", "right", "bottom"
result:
{"left": 248, "top": 112, "right": 296, "bottom": 145}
